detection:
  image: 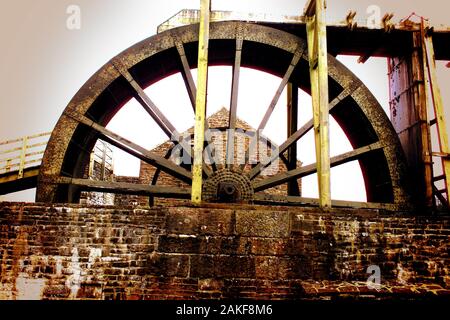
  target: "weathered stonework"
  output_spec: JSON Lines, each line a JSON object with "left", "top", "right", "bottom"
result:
{"left": 0, "top": 202, "right": 448, "bottom": 300}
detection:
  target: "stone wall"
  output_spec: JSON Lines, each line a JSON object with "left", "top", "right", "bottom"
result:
{"left": 0, "top": 202, "right": 449, "bottom": 300}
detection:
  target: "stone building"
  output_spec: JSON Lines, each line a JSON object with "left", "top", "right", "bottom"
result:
{"left": 81, "top": 107, "right": 302, "bottom": 206}
{"left": 138, "top": 107, "right": 302, "bottom": 206}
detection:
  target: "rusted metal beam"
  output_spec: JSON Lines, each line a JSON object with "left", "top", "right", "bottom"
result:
{"left": 253, "top": 142, "right": 383, "bottom": 192}
{"left": 388, "top": 31, "right": 434, "bottom": 208}
{"left": 191, "top": 0, "right": 211, "bottom": 204}
{"left": 65, "top": 110, "right": 192, "bottom": 183}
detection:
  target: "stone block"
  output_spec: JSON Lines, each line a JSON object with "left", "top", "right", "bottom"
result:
{"left": 236, "top": 210, "right": 290, "bottom": 237}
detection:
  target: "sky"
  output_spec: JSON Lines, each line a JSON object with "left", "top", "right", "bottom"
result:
{"left": 0, "top": 0, "right": 448, "bottom": 202}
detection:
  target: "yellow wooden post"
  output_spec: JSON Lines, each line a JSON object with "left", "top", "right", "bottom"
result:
{"left": 18, "top": 136, "right": 28, "bottom": 179}
{"left": 5, "top": 159, "right": 12, "bottom": 173}
{"left": 422, "top": 19, "right": 450, "bottom": 205}
{"left": 305, "top": 0, "right": 331, "bottom": 208}
{"left": 191, "top": 0, "right": 211, "bottom": 204}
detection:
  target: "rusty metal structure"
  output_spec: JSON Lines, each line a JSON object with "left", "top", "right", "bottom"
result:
{"left": 1, "top": 1, "right": 449, "bottom": 212}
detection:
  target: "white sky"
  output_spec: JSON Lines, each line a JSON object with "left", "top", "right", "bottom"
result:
{"left": 0, "top": 0, "right": 448, "bottom": 202}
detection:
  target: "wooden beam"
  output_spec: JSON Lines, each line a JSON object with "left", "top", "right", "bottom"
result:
{"left": 191, "top": 0, "right": 211, "bottom": 204}
{"left": 253, "top": 142, "right": 383, "bottom": 192}
{"left": 306, "top": 0, "right": 331, "bottom": 208}
{"left": 64, "top": 110, "right": 192, "bottom": 183}
{"left": 49, "top": 176, "right": 191, "bottom": 198}
{"left": 253, "top": 193, "right": 397, "bottom": 211}
{"left": 226, "top": 37, "right": 243, "bottom": 168}
{"left": 303, "top": 0, "right": 317, "bottom": 17}
{"left": 112, "top": 62, "right": 177, "bottom": 138}
{"left": 422, "top": 19, "right": 450, "bottom": 206}
{"left": 257, "top": 47, "right": 303, "bottom": 131}
{"left": 174, "top": 40, "right": 198, "bottom": 110}
{"left": 0, "top": 166, "right": 40, "bottom": 195}
{"left": 287, "top": 82, "right": 300, "bottom": 196}
{"left": 238, "top": 46, "right": 303, "bottom": 172}
{"left": 247, "top": 87, "right": 356, "bottom": 180}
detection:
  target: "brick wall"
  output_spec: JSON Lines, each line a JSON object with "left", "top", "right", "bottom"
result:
{"left": 0, "top": 202, "right": 449, "bottom": 300}
{"left": 113, "top": 176, "right": 141, "bottom": 207}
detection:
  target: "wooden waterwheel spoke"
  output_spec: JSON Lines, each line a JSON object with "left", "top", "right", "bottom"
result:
{"left": 252, "top": 141, "right": 383, "bottom": 192}
{"left": 64, "top": 110, "right": 192, "bottom": 183}
{"left": 113, "top": 60, "right": 214, "bottom": 177}
{"left": 49, "top": 176, "right": 191, "bottom": 198}
{"left": 247, "top": 86, "right": 361, "bottom": 179}
{"left": 238, "top": 47, "right": 303, "bottom": 171}
{"left": 114, "top": 63, "right": 178, "bottom": 138}
{"left": 257, "top": 47, "right": 304, "bottom": 131}
{"left": 175, "top": 40, "right": 219, "bottom": 173}
{"left": 226, "top": 38, "right": 243, "bottom": 168}
{"left": 174, "top": 40, "right": 197, "bottom": 111}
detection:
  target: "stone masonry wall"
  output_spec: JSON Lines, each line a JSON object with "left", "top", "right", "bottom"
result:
{"left": 0, "top": 202, "right": 449, "bottom": 300}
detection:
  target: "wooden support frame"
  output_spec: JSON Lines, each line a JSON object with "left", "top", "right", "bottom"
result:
{"left": 305, "top": 0, "right": 331, "bottom": 208}
{"left": 191, "top": 0, "right": 211, "bottom": 204}
{"left": 422, "top": 19, "right": 450, "bottom": 207}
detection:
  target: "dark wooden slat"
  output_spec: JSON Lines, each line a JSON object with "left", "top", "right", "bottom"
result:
{"left": 64, "top": 110, "right": 192, "bottom": 183}
{"left": 253, "top": 193, "right": 397, "bottom": 210}
{"left": 0, "top": 166, "right": 40, "bottom": 195}
{"left": 433, "top": 184, "right": 449, "bottom": 209}
{"left": 287, "top": 82, "right": 300, "bottom": 196}
{"left": 174, "top": 41, "right": 197, "bottom": 110}
{"left": 112, "top": 60, "right": 177, "bottom": 138}
{"left": 51, "top": 176, "right": 191, "bottom": 198}
{"left": 433, "top": 174, "right": 446, "bottom": 182}
{"left": 247, "top": 87, "right": 358, "bottom": 178}
{"left": 113, "top": 60, "right": 215, "bottom": 177}
{"left": 226, "top": 39, "right": 243, "bottom": 167}
{"left": 172, "top": 40, "right": 216, "bottom": 173}
{"left": 257, "top": 47, "right": 304, "bottom": 131}
{"left": 253, "top": 142, "right": 383, "bottom": 191}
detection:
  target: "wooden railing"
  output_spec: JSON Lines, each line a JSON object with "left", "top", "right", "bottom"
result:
{"left": 0, "top": 132, "right": 51, "bottom": 178}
